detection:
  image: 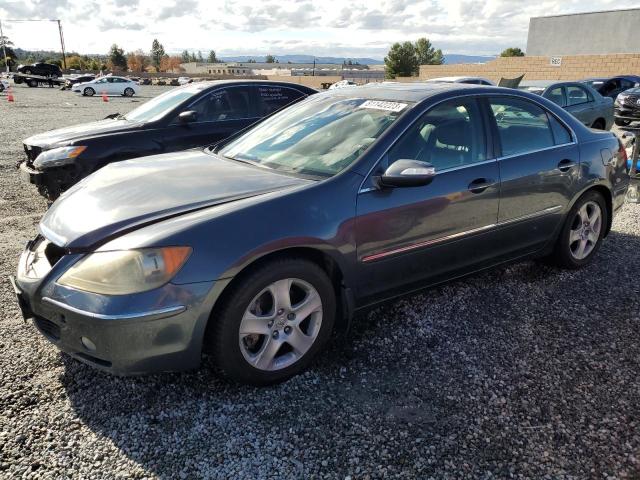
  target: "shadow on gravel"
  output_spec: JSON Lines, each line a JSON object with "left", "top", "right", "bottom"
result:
{"left": 61, "top": 230, "right": 640, "bottom": 478}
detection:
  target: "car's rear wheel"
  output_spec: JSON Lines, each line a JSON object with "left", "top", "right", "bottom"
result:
{"left": 23, "top": 68, "right": 32, "bottom": 75}
{"left": 552, "top": 191, "right": 607, "bottom": 269}
{"left": 615, "top": 118, "right": 631, "bottom": 127}
{"left": 83, "top": 87, "right": 95, "bottom": 97}
{"left": 27, "top": 79, "right": 38, "bottom": 88}
{"left": 0, "top": 83, "right": 4, "bottom": 92}
{"left": 123, "top": 87, "right": 134, "bottom": 97}
{"left": 591, "top": 119, "right": 605, "bottom": 130}
{"left": 210, "top": 258, "right": 336, "bottom": 385}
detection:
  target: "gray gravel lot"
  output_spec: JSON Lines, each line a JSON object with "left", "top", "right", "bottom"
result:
{"left": 1, "top": 85, "right": 640, "bottom": 479}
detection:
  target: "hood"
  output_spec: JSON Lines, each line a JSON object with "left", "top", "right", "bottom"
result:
{"left": 40, "top": 150, "right": 311, "bottom": 249}
{"left": 23, "top": 119, "right": 137, "bottom": 149}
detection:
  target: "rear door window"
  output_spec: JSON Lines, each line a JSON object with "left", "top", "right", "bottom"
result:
{"left": 566, "top": 85, "right": 591, "bottom": 106}
{"left": 546, "top": 87, "right": 565, "bottom": 107}
{"left": 489, "top": 97, "right": 557, "bottom": 157}
{"left": 255, "top": 86, "right": 305, "bottom": 115}
{"left": 189, "top": 87, "right": 251, "bottom": 122}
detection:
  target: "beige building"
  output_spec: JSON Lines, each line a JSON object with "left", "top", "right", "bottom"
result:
{"left": 180, "top": 62, "right": 252, "bottom": 76}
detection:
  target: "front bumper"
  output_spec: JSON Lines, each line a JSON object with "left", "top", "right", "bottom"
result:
{"left": 614, "top": 106, "right": 640, "bottom": 121}
{"left": 13, "top": 236, "right": 218, "bottom": 375}
{"left": 18, "top": 161, "right": 44, "bottom": 186}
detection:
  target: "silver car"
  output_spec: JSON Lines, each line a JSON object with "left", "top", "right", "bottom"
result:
{"left": 519, "top": 81, "right": 613, "bottom": 130}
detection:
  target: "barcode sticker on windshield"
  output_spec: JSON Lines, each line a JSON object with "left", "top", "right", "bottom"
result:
{"left": 359, "top": 100, "right": 408, "bottom": 112}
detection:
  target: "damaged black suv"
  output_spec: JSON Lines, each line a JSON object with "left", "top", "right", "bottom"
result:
{"left": 614, "top": 87, "right": 640, "bottom": 127}
{"left": 18, "top": 80, "right": 315, "bottom": 199}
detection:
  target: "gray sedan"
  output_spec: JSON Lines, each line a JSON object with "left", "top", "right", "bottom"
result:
{"left": 520, "top": 81, "right": 614, "bottom": 130}
{"left": 12, "top": 83, "right": 629, "bottom": 385}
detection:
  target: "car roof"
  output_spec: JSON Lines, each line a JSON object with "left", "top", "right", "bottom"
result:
{"left": 315, "top": 82, "right": 509, "bottom": 103}
{"left": 425, "top": 76, "right": 491, "bottom": 83}
{"left": 176, "top": 79, "right": 319, "bottom": 93}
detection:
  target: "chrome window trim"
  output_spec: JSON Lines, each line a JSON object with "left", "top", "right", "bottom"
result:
{"left": 497, "top": 142, "right": 576, "bottom": 162}
{"left": 361, "top": 205, "right": 563, "bottom": 262}
{"left": 42, "top": 297, "right": 186, "bottom": 321}
{"left": 357, "top": 92, "right": 578, "bottom": 195}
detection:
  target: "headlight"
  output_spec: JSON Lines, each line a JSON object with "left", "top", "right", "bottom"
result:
{"left": 57, "top": 247, "right": 192, "bottom": 295}
{"left": 33, "top": 146, "right": 87, "bottom": 169}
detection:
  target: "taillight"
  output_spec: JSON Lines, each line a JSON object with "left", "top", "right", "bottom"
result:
{"left": 619, "top": 139, "right": 629, "bottom": 164}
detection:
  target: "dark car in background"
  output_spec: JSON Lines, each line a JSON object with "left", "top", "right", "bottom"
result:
{"left": 519, "top": 81, "right": 613, "bottom": 130}
{"left": 16, "top": 62, "right": 63, "bottom": 78}
{"left": 12, "top": 83, "right": 629, "bottom": 385}
{"left": 18, "top": 80, "right": 316, "bottom": 199}
{"left": 614, "top": 87, "right": 640, "bottom": 126}
{"left": 64, "top": 75, "right": 96, "bottom": 89}
{"left": 583, "top": 75, "right": 640, "bottom": 100}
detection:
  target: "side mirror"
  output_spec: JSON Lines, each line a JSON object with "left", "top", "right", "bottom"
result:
{"left": 377, "top": 159, "right": 436, "bottom": 188}
{"left": 178, "top": 110, "right": 198, "bottom": 124}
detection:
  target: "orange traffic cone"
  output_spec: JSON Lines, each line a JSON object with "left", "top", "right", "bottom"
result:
{"left": 7, "top": 86, "right": 14, "bottom": 102}
{"left": 101, "top": 91, "right": 108, "bottom": 102}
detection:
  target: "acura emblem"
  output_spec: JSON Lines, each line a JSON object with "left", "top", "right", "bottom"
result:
{"left": 636, "top": 99, "right": 640, "bottom": 106}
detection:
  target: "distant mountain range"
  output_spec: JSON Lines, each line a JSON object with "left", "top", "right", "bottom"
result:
{"left": 219, "top": 54, "right": 497, "bottom": 65}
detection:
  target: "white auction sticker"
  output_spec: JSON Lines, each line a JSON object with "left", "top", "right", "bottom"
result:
{"left": 359, "top": 100, "right": 408, "bottom": 112}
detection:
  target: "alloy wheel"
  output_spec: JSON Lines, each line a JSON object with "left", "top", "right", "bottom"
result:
{"left": 569, "top": 200, "right": 602, "bottom": 260}
{"left": 239, "top": 278, "right": 323, "bottom": 371}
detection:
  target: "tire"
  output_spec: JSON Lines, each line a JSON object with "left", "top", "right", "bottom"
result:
{"left": 83, "top": 87, "right": 95, "bottom": 97}
{"left": 23, "top": 69, "right": 31, "bottom": 75}
{"left": 123, "top": 87, "right": 134, "bottom": 97}
{"left": 551, "top": 190, "right": 607, "bottom": 269}
{"left": 0, "top": 84, "right": 4, "bottom": 93}
{"left": 27, "top": 79, "right": 38, "bottom": 88}
{"left": 615, "top": 118, "right": 631, "bottom": 127}
{"left": 210, "top": 257, "right": 336, "bottom": 385}
{"left": 591, "top": 119, "right": 605, "bottom": 130}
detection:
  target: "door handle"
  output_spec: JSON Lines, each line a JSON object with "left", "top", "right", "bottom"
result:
{"left": 557, "top": 159, "right": 577, "bottom": 172}
{"left": 467, "top": 178, "right": 496, "bottom": 194}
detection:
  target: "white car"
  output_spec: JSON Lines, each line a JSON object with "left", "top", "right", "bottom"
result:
{"left": 0, "top": 79, "right": 9, "bottom": 92}
{"left": 424, "top": 76, "right": 495, "bottom": 86}
{"left": 329, "top": 80, "right": 357, "bottom": 90}
{"left": 177, "top": 76, "right": 192, "bottom": 85}
{"left": 72, "top": 76, "right": 139, "bottom": 97}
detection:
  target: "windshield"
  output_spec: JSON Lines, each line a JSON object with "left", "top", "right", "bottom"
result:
{"left": 218, "top": 96, "right": 410, "bottom": 177}
{"left": 125, "top": 86, "right": 201, "bottom": 123}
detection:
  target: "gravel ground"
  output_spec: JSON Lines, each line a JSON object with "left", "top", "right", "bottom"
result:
{"left": 1, "top": 85, "right": 640, "bottom": 479}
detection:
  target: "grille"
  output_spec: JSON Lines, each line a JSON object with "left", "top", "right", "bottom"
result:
{"left": 621, "top": 95, "right": 640, "bottom": 105}
{"left": 44, "top": 242, "right": 66, "bottom": 266}
{"left": 34, "top": 317, "right": 61, "bottom": 341}
{"left": 23, "top": 144, "right": 42, "bottom": 167}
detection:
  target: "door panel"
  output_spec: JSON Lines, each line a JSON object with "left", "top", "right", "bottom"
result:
{"left": 488, "top": 96, "right": 579, "bottom": 253}
{"left": 354, "top": 97, "right": 501, "bottom": 299}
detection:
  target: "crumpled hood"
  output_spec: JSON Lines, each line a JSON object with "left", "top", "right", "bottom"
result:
{"left": 40, "top": 150, "right": 311, "bottom": 249}
{"left": 24, "top": 119, "right": 137, "bottom": 149}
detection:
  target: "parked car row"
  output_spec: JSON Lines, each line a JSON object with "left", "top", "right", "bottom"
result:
{"left": 11, "top": 81, "right": 630, "bottom": 385}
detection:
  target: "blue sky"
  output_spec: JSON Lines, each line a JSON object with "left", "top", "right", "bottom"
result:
{"left": 1, "top": 0, "right": 638, "bottom": 58}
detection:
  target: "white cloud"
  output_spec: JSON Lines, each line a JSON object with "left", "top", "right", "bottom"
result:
{"left": 0, "top": 0, "right": 637, "bottom": 58}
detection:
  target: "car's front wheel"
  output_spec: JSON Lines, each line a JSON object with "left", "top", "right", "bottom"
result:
{"left": 123, "top": 87, "right": 135, "bottom": 97}
{"left": 83, "top": 87, "right": 95, "bottom": 97}
{"left": 552, "top": 190, "right": 607, "bottom": 269}
{"left": 210, "top": 258, "right": 336, "bottom": 385}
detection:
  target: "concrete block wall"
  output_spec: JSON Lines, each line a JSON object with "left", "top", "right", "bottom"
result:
{"left": 418, "top": 54, "right": 640, "bottom": 83}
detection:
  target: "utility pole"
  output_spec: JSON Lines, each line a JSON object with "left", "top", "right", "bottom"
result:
{"left": 0, "top": 20, "right": 9, "bottom": 73}
{"left": 312, "top": 57, "right": 315, "bottom": 77}
{"left": 56, "top": 20, "right": 66, "bottom": 70}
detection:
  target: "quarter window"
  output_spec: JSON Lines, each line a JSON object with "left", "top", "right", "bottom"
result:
{"left": 387, "top": 99, "right": 486, "bottom": 171}
{"left": 489, "top": 97, "right": 557, "bottom": 156}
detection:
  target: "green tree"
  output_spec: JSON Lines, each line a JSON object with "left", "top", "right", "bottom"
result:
{"left": 0, "top": 34, "right": 17, "bottom": 69}
{"left": 107, "top": 44, "right": 127, "bottom": 71}
{"left": 265, "top": 54, "right": 276, "bottom": 63}
{"left": 181, "top": 50, "right": 191, "bottom": 62}
{"left": 189, "top": 52, "right": 197, "bottom": 62}
{"left": 197, "top": 50, "right": 203, "bottom": 62}
{"left": 384, "top": 41, "right": 418, "bottom": 78}
{"left": 150, "top": 39, "right": 166, "bottom": 69}
{"left": 415, "top": 37, "right": 444, "bottom": 65}
{"left": 208, "top": 50, "right": 218, "bottom": 63}
{"left": 500, "top": 47, "right": 525, "bottom": 57}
